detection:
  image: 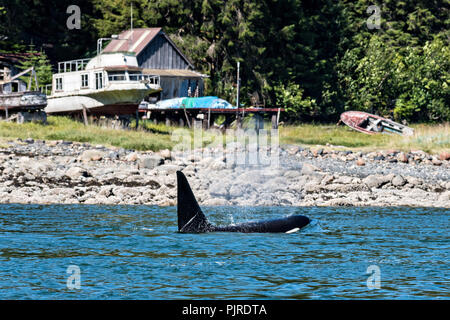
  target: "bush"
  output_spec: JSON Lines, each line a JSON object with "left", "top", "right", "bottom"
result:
{"left": 273, "top": 82, "right": 317, "bottom": 118}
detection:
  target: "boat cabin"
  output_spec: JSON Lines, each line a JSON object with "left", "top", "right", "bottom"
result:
{"left": 50, "top": 52, "right": 159, "bottom": 96}
{"left": 0, "top": 54, "right": 28, "bottom": 93}
{"left": 103, "top": 28, "right": 207, "bottom": 102}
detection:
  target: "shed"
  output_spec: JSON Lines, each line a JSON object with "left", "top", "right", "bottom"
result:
{"left": 103, "top": 28, "right": 207, "bottom": 101}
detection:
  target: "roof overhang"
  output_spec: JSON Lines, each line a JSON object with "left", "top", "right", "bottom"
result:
{"left": 104, "top": 65, "right": 142, "bottom": 72}
{"left": 143, "top": 69, "right": 209, "bottom": 78}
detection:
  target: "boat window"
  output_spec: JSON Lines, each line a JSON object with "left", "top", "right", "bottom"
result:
{"left": 129, "top": 72, "right": 143, "bottom": 81}
{"left": 108, "top": 71, "right": 126, "bottom": 81}
{"left": 95, "top": 72, "right": 103, "bottom": 89}
{"left": 55, "top": 77, "right": 63, "bottom": 91}
{"left": 81, "top": 74, "right": 89, "bottom": 88}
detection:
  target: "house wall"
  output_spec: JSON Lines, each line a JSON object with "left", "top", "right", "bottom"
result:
{"left": 158, "top": 77, "right": 204, "bottom": 100}
{"left": 137, "top": 34, "right": 191, "bottom": 70}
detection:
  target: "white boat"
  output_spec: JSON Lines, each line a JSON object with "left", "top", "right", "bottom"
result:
{"left": 45, "top": 52, "right": 161, "bottom": 115}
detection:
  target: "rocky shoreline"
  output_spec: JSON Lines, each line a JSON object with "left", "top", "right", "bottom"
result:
{"left": 0, "top": 138, "right": 449, "bottom": 208}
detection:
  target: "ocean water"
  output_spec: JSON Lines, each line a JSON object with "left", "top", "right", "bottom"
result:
{"left": 0, "top": 204, "right": 448, "bottom": 299}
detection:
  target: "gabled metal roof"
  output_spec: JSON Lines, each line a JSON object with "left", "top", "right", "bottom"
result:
{"left": 102, "top": 28, "right": 194, "bottom": 69}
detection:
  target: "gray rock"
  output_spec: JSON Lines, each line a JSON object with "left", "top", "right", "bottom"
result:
{"left": 139, "top": 155, "right": 164, "bottom": 169}
{"left": 157, "top": 164, "right": 182, "bottom": 175}
{"left": 65, "top": 167, "right": 89, "bottom": 180}
{"left": 159, "top": 149, "right": 172, "bottom": 160}
{"left": 438, "top": 191, "right": 450, "bottom": 204}
{"left": 108, "top": 152, "right": 120, "bottom": 160}
{"left": 80, "top": 150, "right": 104, "bottom": 162}
{"left": 209, "top": 182, "right": 229, "bottom": 198}
{"left": 284, "top": 170, "right": 302, "bottom": 178}
{"left": 392, "top": 175, "right": 406, "bottom": 187}
{"left": 125, "top": 152, "right": 139, "bottom": 162}
{"left": 209, "top": 160, "right": 227, "bottom": 170}
{"left": 363, "top": 175, "right": 384, "bottom": 188}
{"left": 202, "top": 198, "right": 229, "bottom": 206}
{"left": 99, "top": 186, "right": 113, "bottom": 197}
{"left": 301, "top": 163, "right": 321, "bottom": 175}
{"left": 406, "top": 176, "right": 422, "bottom": 186}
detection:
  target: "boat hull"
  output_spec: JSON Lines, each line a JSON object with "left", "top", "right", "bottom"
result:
{"left": 46, "top": 84, "right": 161, "bottom": 116}
{"left": 340, "top": 111, "right": 414, "bottom": 136}
{"left": 0, "top": 91, "right": 47, "bottom": 111}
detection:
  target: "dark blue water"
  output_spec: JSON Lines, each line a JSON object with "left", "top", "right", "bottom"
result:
{"left": 0, "top": 204, "right": 448, "bottom": 299}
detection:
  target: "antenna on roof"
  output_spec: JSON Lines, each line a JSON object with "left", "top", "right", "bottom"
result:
{"left": 130, "top": 2, "right": 133, "bottom": 52}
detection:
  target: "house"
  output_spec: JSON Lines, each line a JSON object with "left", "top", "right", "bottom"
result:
{"left": 103, "top": 28, "right": 207, "bottom": 102}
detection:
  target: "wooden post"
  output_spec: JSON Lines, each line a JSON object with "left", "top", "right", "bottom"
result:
{"left": 82, "top": 107, "right": 88, "bottom": 126}
{"left": 272, "top": 113, "right": 278, "bottom": 129}
{"left": 276, "top": 108, "right": 281, "bottom": 127}
{"left": 254, "top": 113, "right": 263, "bottom": 131}
{"left": 135, "top": 110, "right": 139, "bottom": 129}
{"left": 236, "top": 114, "right": 242, "bottom": 129}
{"left": 183, "top": 108, "right": 191, "bottom": 128}
{"left": 208, "top": 108, "right": 211, "bottom": 129}
{"left": 5, "top": 107, "right": 8, "bottom": 120}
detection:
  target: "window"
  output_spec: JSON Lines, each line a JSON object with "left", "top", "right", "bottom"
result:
{"left": 129, "top": 72, "right": 142, "bottom": 81}
{"left": 81, "top": 74, "right": 89, "bottom": 88}
{"left": 108, "top": 71, "right": 126, "bottom": 82}
{"left": 95, "top": 72, "right": 103, "bottom": 89}
{"left": 55, "top": 77, "right": 63, "bottom": 91}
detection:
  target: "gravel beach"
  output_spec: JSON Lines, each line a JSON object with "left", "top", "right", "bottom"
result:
{"left": 0, "top": 138, "right": 449, "bottom": 208}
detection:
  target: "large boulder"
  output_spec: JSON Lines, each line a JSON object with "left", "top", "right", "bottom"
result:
{"left": 391, "top": 175, "right": 406, "bottom": 187}
{"left": 362, "top": 175, "right": 384, "bottom": 188}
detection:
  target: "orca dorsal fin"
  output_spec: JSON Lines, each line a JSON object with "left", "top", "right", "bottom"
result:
{"left": 176, "top": 171, "right": 211, "bottom": 233}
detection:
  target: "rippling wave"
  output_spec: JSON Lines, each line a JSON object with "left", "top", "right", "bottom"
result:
{"left": 0, "top": 204, "right": 448, "bottom": 299}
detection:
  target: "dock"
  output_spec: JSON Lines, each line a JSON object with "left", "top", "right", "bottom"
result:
{"left": 139, "top": 107, "right": 283, "bottom": 129}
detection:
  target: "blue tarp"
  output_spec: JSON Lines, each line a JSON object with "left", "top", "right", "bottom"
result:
{"left": 154, "top": 96, "right": 236, "bottom": 109}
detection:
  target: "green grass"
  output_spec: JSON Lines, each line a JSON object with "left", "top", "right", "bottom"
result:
{"left": 0, "top": 116, "right": 175, "bottom": 151}
{"left": 280, "top": 123, "right": 450, "bottom": 154}
{"left": 0, "top": 116, "right": 448, "bottom": 154}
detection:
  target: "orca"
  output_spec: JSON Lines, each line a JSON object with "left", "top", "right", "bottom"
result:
{"left": 176, "top": 171, "right": 311, "bottom": 233}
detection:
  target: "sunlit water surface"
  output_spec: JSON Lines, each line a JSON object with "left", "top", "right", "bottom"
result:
{"left": 0, "top": 204, "right": 448, "bottom": 299}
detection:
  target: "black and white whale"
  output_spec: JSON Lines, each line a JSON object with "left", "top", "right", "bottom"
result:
{"left": 176, "top": 171, "right": 311, "bottom": 233}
